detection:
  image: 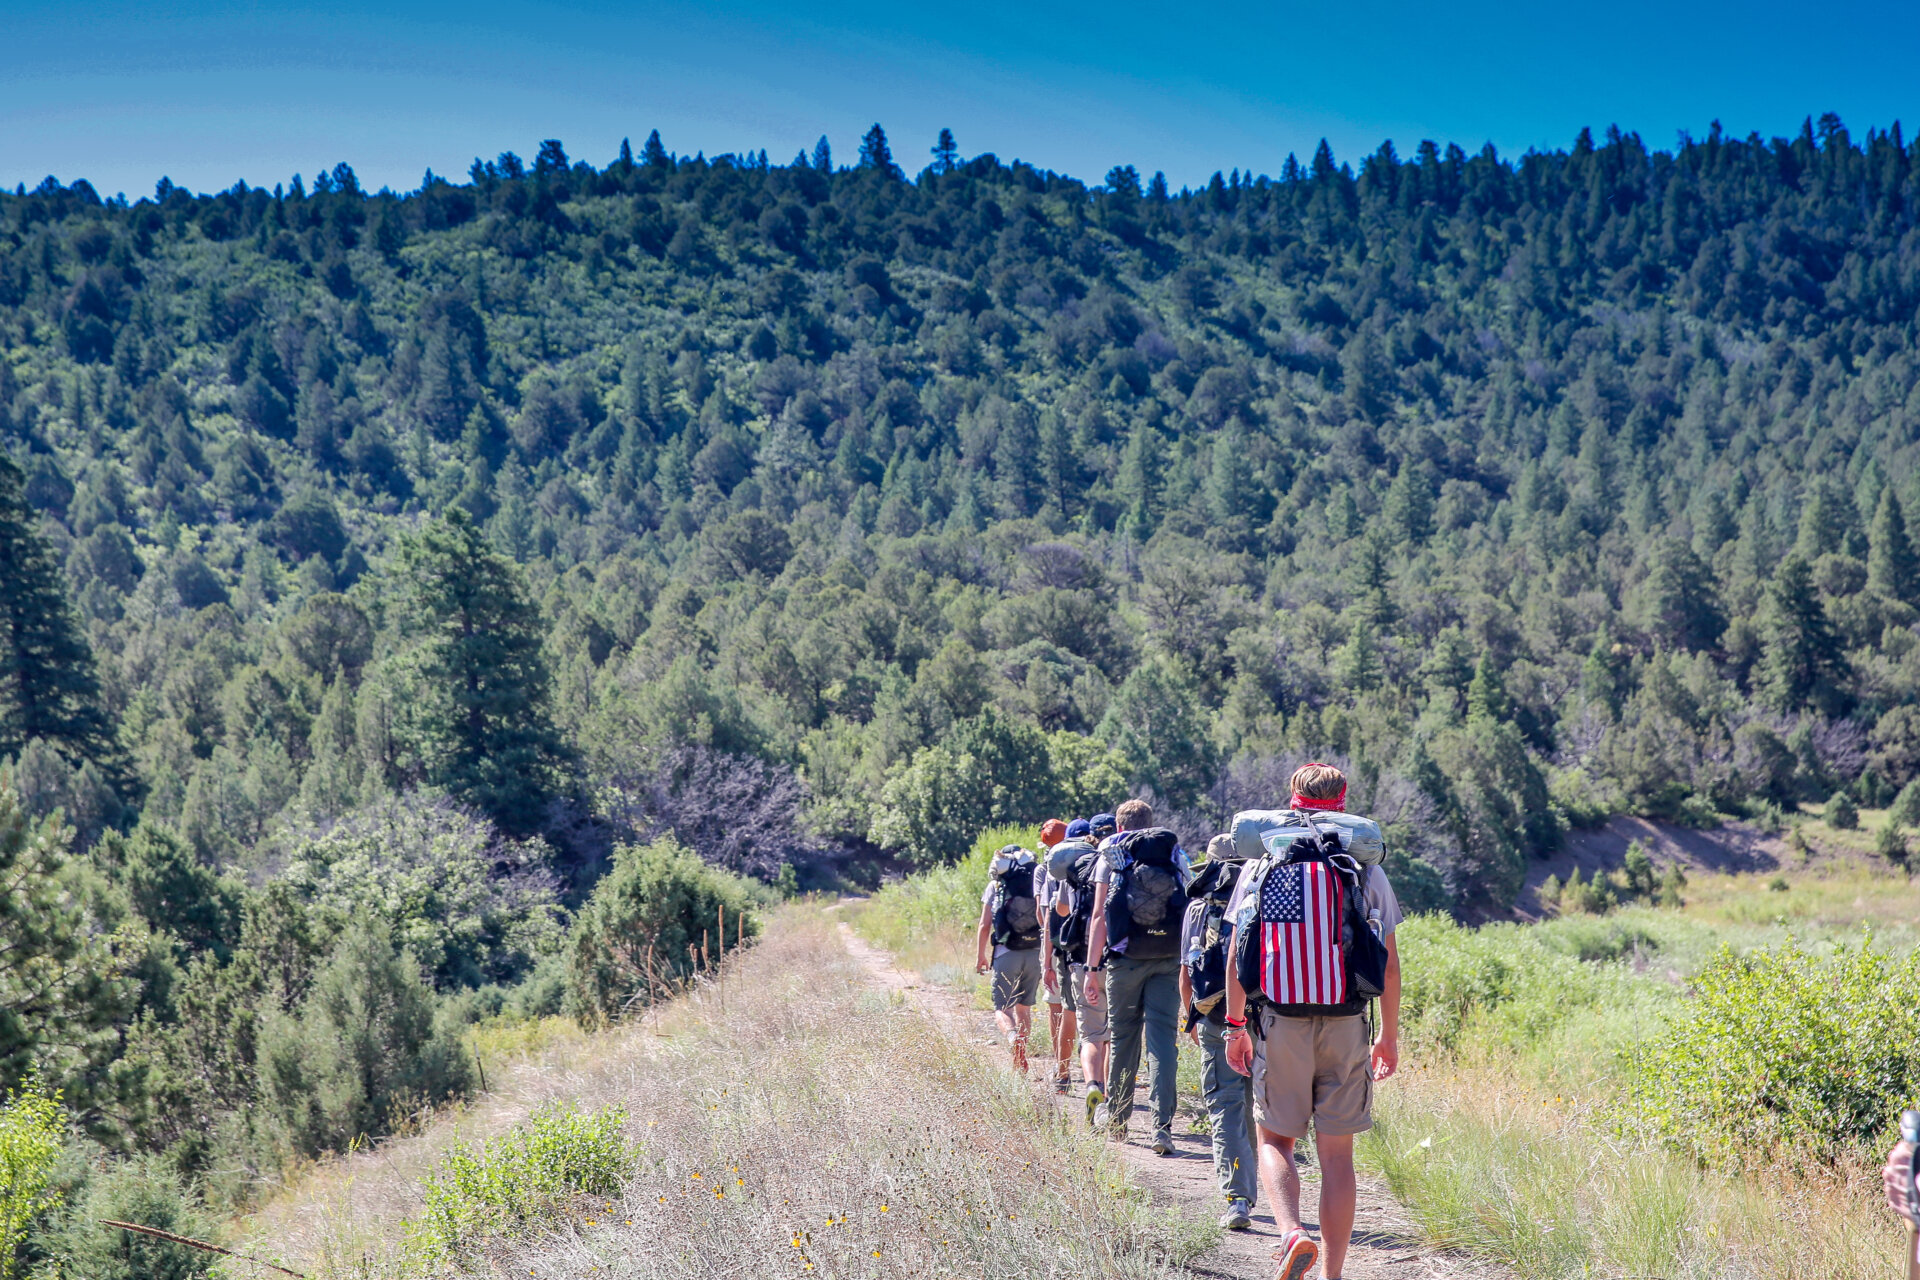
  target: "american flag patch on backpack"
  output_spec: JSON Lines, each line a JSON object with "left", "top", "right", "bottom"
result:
{"left": 1258, "top": 860, "right": 1347, "bottom": 1006}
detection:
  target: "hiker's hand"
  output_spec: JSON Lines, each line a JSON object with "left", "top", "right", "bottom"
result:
{"left": 1083, "top": 973, "right": 1101, "bottom": 1007}
{"left": 1225, "top": 1029, "right": 1253, "bottom": 1075}
{"left": 1043, "top": 965, "right": 1057, "bottom": 995}
{"left": 975, "top": 956, "right": 989, "bottom": 974}
{"left": 1370, "top": 1033, "right": 1399, "bottom": 1082}
{"left": 1885, "top": 1141, "right": 1916, "bottom": 1224}
{"left": 1185, "top": 1022, "right": 1200, "bottom": 1047}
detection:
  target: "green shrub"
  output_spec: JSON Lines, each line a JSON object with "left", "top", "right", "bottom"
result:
{"left": 565, "top": 838, "right": 759, "bottom": 1028}
{"left": 27, "top": 1155, "right": 214, "bottom": 1280}
{"left": 1877, "top": 821, "right": 1910, "bottom": 870}
{"left": 0, "top": 1078, "right": 63, "bottom": 1280}
{"left": 402, "top": 1102, "right": 635, "bottom": 1268}
{"left": 1627, "top": 936, "right": 1920, "bottom": 1168}
{"left": 256, "top": 919, "right": 474, "bottom": 1157}
{"left": 1825, "top": 789, "right": 1859, "bottom": 830}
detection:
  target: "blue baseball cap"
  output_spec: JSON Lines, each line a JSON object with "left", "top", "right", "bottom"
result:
{"left": 1090, "top": 812, "right": 1117, "bottom": 833}
{"left": 1065, "top": 818, "right": 1092, "bottom": 839}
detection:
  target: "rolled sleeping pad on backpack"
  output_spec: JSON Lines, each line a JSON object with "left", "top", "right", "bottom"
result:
{"left": 1047, "top": 838, "right": 1098, "bottom": 882}
{"left": 1230, "top": 809, "right": 1385, "bottom": 866}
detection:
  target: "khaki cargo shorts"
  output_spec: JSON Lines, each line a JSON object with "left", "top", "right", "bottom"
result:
{"left": 1064, "top": 962, "right": 1110, "bottom": 1042}
{"left": 990, "top": 947, "right": 1042, "bottom": 1010}
{"left": 1251, "top": 1010, "right": 1372, "bottom": 1139}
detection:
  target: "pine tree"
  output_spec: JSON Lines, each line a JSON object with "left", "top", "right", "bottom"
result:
{"left": 857, "top": 124, "right": 898, "bottom": 178}
{"left": 1642, "top": 538, "right": 1726, "bottom": 651}
{"left": 1756, "top": 552, "right": 1851, "bottom": 715}
{"left": 1868, "top": 487, "right": 1919, "bottom": 605}
{"left": 0, "top": 455, "right": 130, "bottom": 793}
{"left": 931, "top": 128, "right": 958, "bottom": 174}
{"left": 812, "top": 135, "right": 832, "bottom": 173}
{"left": 641, "top": 129, "right": 670, "bottom": 169}
{"left": 387, "top": 510, "right": 571, "bottom": 833}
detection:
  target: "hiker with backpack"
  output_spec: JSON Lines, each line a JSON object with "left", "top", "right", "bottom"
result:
{"left": 1035, "top": 818, "right": 1076, "bottom": 1092}
{"left": 1221, "top": 764, "right": 1402, "bottom": 1280}
{"left": 975, "top": 843, "right": 1044, "bottom": 1074}
{"left": 1042, "top": 818, "right": 1110, "bottom": 1112}
{"left": 1180, "top": 832, "right": 1258, "bottom": 1230}
{"left": 1082, "top": 798, "right": 1190, "bottom": 1153}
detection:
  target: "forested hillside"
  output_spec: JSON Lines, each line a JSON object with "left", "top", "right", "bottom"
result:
{"left": 4, "top": 117, "right": 1920, "bottom": 1244}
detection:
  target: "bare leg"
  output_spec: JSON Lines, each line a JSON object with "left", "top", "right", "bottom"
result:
{"left": 1314, "top": 1133, "right": 1356, "bottom": 1277}
{"left": 1257, "top": 1125, "right": 1304, "bottom": 1236}
{"left": 1056, "top": 1009, "right": 1077, "bottom": 1081}
{"left": 1083, "top": 1036, "right": 1109, "bottom": 1087}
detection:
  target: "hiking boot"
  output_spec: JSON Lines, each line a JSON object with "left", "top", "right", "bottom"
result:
{"left": 1084, "top": 1083, "right": 1105, "bottom": 1127}
{"left": 1218, "top": 1198, "right": 1252, "bottom": 1231}
{"left": 1054, "top": 1074, "right": 1072, "bottom": 1094}
{"left": 1273, "top": 1229, "right": 1318, "bottom": 1280}
{"left": 1093, "top": 1102, "right": 1113, "bottom": 1132}
{"left": 1150, "top": 1127, "right": 1174, "bottom": 1155}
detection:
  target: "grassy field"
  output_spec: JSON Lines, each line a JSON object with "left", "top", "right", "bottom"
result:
{"left": 856, "top": 835, "right": 1920, "bottom": 1280}
{"left": 227, "top": 905, "right": 1214, "bottom": 1278}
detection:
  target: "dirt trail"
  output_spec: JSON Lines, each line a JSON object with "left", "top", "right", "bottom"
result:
{"left": 834, "top": 911, "right": 1509, "bottom": 1280}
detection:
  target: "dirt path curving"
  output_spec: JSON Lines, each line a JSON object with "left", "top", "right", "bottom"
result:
{"left": 834, "top": 911, "right": 1511, "bottom": 1280}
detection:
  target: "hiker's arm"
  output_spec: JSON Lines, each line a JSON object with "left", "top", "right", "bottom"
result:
{"left": 1885, "top": 1141, "right": 1917, "bottom": 1225}
{"left": 974, "top": 900, "right": 993, "bottom": 973}
{"left": 1039, "top": 909, "right": 1057, "bottom": 992}
{"left": 1371, "top": 934, "right": 1401, "bottom": 1082}
{"left": 1224, "top": 926, "right": 1253, "bottom": 1074}
{"left": 1082, "top": 884, "right": 1108, "bottom": 1006}
{"left": 1178, "top": 965, "right": 1198, "bottom": 1045}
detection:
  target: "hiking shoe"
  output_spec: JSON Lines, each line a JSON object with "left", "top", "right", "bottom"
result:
{"left": 1093, "top": 1102, "right": 1113, "bottom": 1132}
{"left": 1218, "top": 1198, "right": 1252, "bottom": 1231}
{"left": 1084, "top": 1083, "right": 1105, "bottom": 1127}
{"left": 1273, "top": 1229, "right": 1318, "bottom": 1280}
{"left": 1054, "top": 1074, "right": 1072, "bottom": 1094}
{"left": 1150, "top": 1127, "right": 1174, "bottom": 1155}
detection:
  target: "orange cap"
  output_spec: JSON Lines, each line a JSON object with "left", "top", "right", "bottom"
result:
{"left": 1039, "top": 819, "right": 1068, "bottom": 848}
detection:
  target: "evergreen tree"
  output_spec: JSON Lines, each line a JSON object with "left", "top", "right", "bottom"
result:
{"left": 1755, "top": 552, "right": 1851, "bottom": 715}
{"left": 641, "top": 129, "right": 670, "bottom": 169}
{"left": 857, "top": 124, "right": 898, "bottom": 178}
{"left": 811, "top": 135, "right": 832, "bottom": 173}
{"left": 931, "top": 128, "right": 958, "bottom": 174}
{"left": 0, "top": 455, "right": 129, "bottom": 792}
{"left": 1642, "top": 538, "right": 1726, "bottom": 651}
{"left": 386, "top": 510, "right": 571, "bottom": 833}
{"left": 1868, "top": 487, "right": 1919, "bottom": 605}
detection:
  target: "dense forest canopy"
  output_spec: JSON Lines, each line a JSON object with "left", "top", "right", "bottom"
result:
{"left": 1, "top": 113, "right": 1918, "bottom": 909}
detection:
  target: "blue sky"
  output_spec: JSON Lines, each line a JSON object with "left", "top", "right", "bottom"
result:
{"left": 4, "top": 0, "right": 1915, "bottom": 198}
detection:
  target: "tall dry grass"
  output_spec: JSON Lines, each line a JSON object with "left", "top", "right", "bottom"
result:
{"left": 225, "top": 907, "right": 1213, "bottom": 1278}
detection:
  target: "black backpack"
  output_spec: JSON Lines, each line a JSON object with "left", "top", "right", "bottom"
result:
{"left": 1050, "top": 845, "right": 1101, "bottom": 964}
{"left": 1182, "top": 858, "right": 1242, "bottom": 1028}
{"left": 990, "top": 850, "right": 1042, "bottom": 951}
{"left": 1103, "top": 828, "right": 1189, "bottom": 962}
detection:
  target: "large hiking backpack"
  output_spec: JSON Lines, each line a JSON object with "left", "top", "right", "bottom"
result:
{"left": 1231, "top": 825, "right": 1388, "bottom": 1017}
{"left": 1230, "top": 808, "right": 1385, "bottom": 866}
{"left": 990, "top": 847, "right": 1042, "bottom": 951}
{"left": 1182, "top": 857, "right": 1242, "bottom": 1026}
{"left": 1050, "top": 844, "right": 1101, "bottom": 964}
{"left": 1103, "top": 828, "right": 1189, "bottom": 962}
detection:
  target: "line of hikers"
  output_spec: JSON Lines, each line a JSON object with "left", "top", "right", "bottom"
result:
{"left": 973, "top": 764, "right": 1403, "bottom": 1280}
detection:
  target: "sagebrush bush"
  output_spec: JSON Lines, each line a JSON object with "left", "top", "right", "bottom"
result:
{"left": 1628, "top": 935, "right": 1920, "bottom": 1168}
{"left": 402, "top": 1102, "right": 635, "bottom": 1269}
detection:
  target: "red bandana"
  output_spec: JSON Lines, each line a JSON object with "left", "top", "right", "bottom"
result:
{"left": 1291, "top": 766, "right": 1347, "bottom": 811}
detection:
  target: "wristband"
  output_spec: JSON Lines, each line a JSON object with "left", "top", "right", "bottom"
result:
{"left": 1225, "top": 1014, "right": 1246, "bottom": 1028}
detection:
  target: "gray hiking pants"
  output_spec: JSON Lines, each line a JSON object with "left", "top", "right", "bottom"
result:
{"left": 1104, "top": 953, "right": 1181, "bottom": 1134}
{"left": 1198, "top": 1019, "right": 1258, "bottom": 1204}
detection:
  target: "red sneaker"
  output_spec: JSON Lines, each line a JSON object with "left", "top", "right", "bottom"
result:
{"left": 1273, "top": 1229, "right": 1318, "bottom": 1280}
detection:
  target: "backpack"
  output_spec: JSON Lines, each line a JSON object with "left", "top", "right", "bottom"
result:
{"left": 990, "top": 848, "right": 1042, "bottom": 951}
{"left": 1231, "top": 824, "right": 1388, "bottom": 1018}
{"left": 1103, "top": 828, "right": 1189, "bottom": 962}
{"left": 1050, "top": 845, "right": 1101, "bottom": 964}
{"left": 1182, "top": 857, "right": 1242, "bottom": 1027}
